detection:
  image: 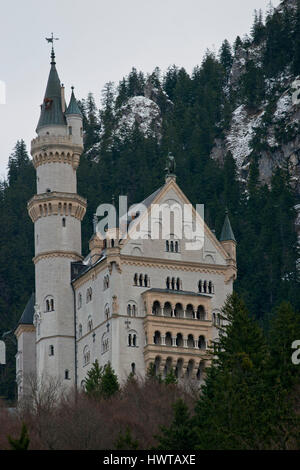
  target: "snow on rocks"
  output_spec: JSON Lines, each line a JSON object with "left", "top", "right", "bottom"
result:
{"left": 115, "top": 96, "right": 162, "bottom": 140}
{"left": 226, "top": 105, "right": 264, "bottom": 169}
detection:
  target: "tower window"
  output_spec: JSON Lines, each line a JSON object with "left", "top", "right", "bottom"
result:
{"left": 131, "top": 363, "right": 136, "bottom": 375}
{"left": 62, "top": 217, "right": 66, "bottom": 227}
{"left": 49, "top": 345, "right": 54, "bottom": 356}
{"left": 65, "top": 369, "right": 70, "bottom": 380}
{"left": 45, "top": 296, "right": 55, "bottom": 312}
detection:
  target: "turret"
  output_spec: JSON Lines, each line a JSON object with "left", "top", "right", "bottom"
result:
{"left": 220, "top": 209, "right": 236, "bottom": 262}
{"left": 65, "top": 86, "right": 83, "bottom": 146}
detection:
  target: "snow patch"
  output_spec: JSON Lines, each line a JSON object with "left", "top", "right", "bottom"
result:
{"left": 115, "top": 96, "right": 162, "bottom": 140}
{"left": 226, "top": 105, "right": 264, "bottom": 169}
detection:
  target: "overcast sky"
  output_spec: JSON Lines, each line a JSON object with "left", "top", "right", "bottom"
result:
{"left": 0, "top": 0, "right": 281, "bottom": 177}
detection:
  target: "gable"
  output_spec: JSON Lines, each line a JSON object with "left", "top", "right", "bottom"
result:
{"left": 120, "top": 178, "right": 228, "bottom": 266}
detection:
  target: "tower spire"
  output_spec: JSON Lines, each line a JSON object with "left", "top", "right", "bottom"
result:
{"left": 45, "top": 33, "right": 59, "bottom": 65}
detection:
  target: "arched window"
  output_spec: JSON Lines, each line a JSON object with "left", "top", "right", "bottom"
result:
{"left": 127, "top": 304, "right": 132, "bottom": 316}
{"left": 166, "top": 240, "right": 169, "bottom": 252}
{"left": 165, "top": 332, "right": 172, "bottom": 347}
{"left": 132, "top": 304, "right": 137, "bottom": 317}
{"left": 49, "top": 345, "right": 54, "bottom": 356}
{"left": 86, "top": 287, "right": 92, "bottom": 303}
{"left": 62, "top": 217, "right": 66, "bottom": 227}
{"left": 170, "top": 241, "right": 174, "bottom": 252}
{"left": 111, "top": 239, "right": 115, "bottom": 248}
{"left": 83, "top": 346, "right": 90, "bottom": 366}
{"left": 197, "top": 305, "right": 206, "bottom": 321}
{"left": 88, "top": 317, "right": 93, "bottom": 332}
{"left": 152, "top": 301, "right": 161, "bottom": 316}
{"left": 78, "top": 293, "right": 82, "bottom": 309}
{"left": 154, "top": 331, "right": 161, "bottom": 345}
{"left": 166, "top": 277, "right": 170, "bottom": 289}
{"left": 187, "top": 334, "right": 195, "bottom": 348}
{"left": 203, "top": 281, "right": 207, "bottom": 293}
{"left": 175, "top": 241, "right": 179, "bottom": 253}
{"left": 131, "top": 363, "right": 136, "bottom": 375}
{"left": 198, "top": 280, "right": 202, "bottom": 293}
{"left": 65, "top": 370, "right": 70, "bottom": 380}
{"left": 128, "top": 331, "right": 138, "bottom": 347}
{"left": 139, "top": 274, "right": 143, "bottom": 286}
{"left": 186, "top": 304, "right": 194, "bottom": 319}
{"left": 102, "top": 333, "right": 109, "bottom": 354}
{"left": 176, "top": 333, "right": 183, "bottom": 347}
{"left": 174, "top": 303, "right": 183, "bottom": 318}
{"left": 198, "top": 336, "right": 206, "bottom": 350}
{"left": 144, "top": 274, "right": 148, "bottom": 287}
{"left": 171, "top": 277, "right": 175, "bottom": 290}
{"left": 176, "top": 278, "right": 180, "bottom": 291}
{"left": 45, "top": 296, "right": 54, "bottom": 312}
{"left": 103, "top": 275, "right": 109, "bottom": 290}
{"left": 105, "top": 304, "right": 110, "bottom": 321}
{"left": 163, "top": 302, "right": 172, "bottom": 317}
{"left": 134, "top": 273, "right": 138, "bottom": 286}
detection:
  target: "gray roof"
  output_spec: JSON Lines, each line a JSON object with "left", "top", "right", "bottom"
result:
{"left": 36, "top": 60, "right": 66, "bottom": 131}
{"left": 140, "top": 186, "right": 163, "bottom": 208}
{"left": 220, "top": 212, "right": 236, "bottom": 242}
{"left": 18, "top": 293, "right": 35, "bottom": 326}
{"left": 145, "top": 288, "right": 212, "bottom": 298}
{"left": 65, "top": 88, "right": 82, "bottom": 116}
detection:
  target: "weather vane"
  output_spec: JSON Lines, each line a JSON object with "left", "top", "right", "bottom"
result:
{"left": 45, "top": 33, "right": 59, "bottom": 63}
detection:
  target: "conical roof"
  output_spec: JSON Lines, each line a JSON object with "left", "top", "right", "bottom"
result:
{"left": 220, "top": 211, "right": 236, "bottom": 242}
{"left": 18, "top": 293, "right": 35, "bottom": 326}
{"left": 65, "top": 88, "right": 82, "bottom": 116}
{"left": 36, "top": 54, "right": 66, "bottom": 131}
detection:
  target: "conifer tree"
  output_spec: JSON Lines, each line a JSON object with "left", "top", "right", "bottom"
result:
{"left": 84, "top": 359, "right": 103, "bottom": 398}
{"left": 100, "top": 362, "right": 119, "bottom": 399}
{"left": 155, "top": 399, "right": 196, "bottom": 450}
{"left": 193, "top": 293, "right": 290, "bottom": 450}
{"left": 8, "top": 423, "right": 30, "bottom": 450}
{"left": 115, "top": 427, "right": 139, "bottom": 450}
{"left": 268, "top": 302, "right": 300, "bottom": 389}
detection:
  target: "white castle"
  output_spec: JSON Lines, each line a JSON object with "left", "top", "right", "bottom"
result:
{"left": 15, "top": 50, "right": 237, "bottom": 398}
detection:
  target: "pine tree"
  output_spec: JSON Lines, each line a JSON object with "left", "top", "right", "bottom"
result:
{"left": 8, "top": 423, "right": 30, "bottom": 450}
{"left": 268, "top": 302, "right": 300, "bottom": 389}
{"left": 100, "top": 362, "right": 119, "bottom": 399}
{"left": 219, "top": 39, "right": 233, "bottom": 80}
{"left": 115, "top": 427, "right": 139, "bottom": 450}
{"left": 84, "top": 359, "right": 103, "bottom": 398}
{"left": 193, "top": 293, "right": 291, "bottom": 450}
{"left": 155, "top": 399, "right": 196, "bottom": 450}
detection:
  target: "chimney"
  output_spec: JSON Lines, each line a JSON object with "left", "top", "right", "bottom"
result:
{"left": 61, "top": 84, "right": 66, "bottom": 113}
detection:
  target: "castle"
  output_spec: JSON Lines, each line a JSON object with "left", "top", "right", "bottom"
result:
{"left": 15, "top": 49, "right": 237, "bottom": 398}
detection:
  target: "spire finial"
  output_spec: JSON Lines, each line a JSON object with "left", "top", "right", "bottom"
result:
{"left": 46, "top": 33, "right": 59, "bottom": 64}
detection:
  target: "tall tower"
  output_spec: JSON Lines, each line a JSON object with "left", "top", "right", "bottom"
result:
{"left": 27, "top": 46, "right": 86, "bottom": 387}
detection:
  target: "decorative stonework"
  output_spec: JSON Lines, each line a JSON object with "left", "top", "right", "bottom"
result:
{"left": 27, "top": 192, "right": 87, "bottom": 222}
{"left": 31, "top": 135, "right": 83, "bottom": 169}
{"left": 33, "top": 250, "right": 83, "bottom": 264}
